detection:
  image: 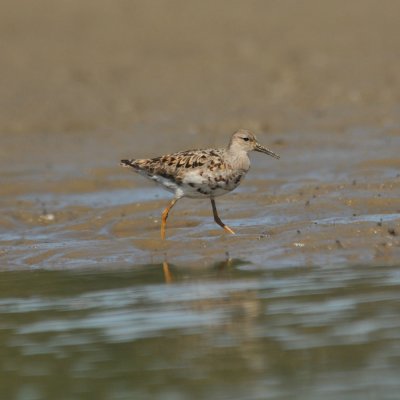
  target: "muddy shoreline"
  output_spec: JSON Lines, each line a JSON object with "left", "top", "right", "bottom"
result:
{"left": 1, "top": 1, "right": 400, "bottom": 269}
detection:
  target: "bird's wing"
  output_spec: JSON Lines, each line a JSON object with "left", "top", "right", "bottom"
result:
{"left": 121, "top": 149, "right": 226, "bottom": 183}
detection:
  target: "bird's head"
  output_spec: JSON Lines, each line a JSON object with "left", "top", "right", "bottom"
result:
{"left": 229, "top": 129, "right": 280, "bottom": 159}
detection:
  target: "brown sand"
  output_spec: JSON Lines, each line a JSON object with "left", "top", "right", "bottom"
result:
{"left": 1, "top": 0, "right": 399, "bottom": 269}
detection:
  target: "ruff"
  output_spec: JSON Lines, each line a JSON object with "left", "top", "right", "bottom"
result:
{"left": 121, "top": 129, "right": 280, "bottom": 239}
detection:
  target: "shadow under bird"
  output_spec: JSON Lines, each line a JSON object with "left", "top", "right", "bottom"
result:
{"left": 120, "top": 129, "right": 280, "bottom": 239}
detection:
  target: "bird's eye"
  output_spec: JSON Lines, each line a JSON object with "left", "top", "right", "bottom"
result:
{"left": 242, "top": 137, "right": 250, "bottom": 142}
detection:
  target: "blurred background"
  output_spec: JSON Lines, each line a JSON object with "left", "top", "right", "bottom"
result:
{"left": 2, "top": 1, "right": 400, "bottom": 138}
{"left": 1, "top": 1, "right": 400, "bottom": 399}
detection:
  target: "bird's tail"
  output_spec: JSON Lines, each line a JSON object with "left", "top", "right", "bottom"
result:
{"left": 120, "top": 159, "right": 136, "bottom": 168}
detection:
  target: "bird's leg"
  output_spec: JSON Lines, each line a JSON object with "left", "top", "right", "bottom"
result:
{"left": 210, "top": 198, "right": 235, "bottom": 235}
{"left": 161, "top": 198, "right": 179, "bottom": 240}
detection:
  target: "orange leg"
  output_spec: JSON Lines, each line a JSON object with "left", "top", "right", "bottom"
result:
{"left": 211, "top": 198, "right": 235, "bottom": 235}
{"left": 161, "top": 198, "right": 179, "bottom": 240}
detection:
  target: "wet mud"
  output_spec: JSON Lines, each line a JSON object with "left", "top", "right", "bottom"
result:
{"left": 1, "top": 126, "right": 399, "bottom": 270}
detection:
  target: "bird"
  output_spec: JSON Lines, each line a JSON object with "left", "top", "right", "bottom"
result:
{"left": 120, "top": 129, "right": 280, "bottom": 239}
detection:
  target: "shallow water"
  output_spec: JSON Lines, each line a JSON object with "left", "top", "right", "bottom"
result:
{"left": 1, "top": 262, "right": 400, "bottom": 399}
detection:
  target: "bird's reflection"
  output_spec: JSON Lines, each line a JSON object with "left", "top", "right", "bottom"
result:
{"left": 162, "top": 261, "right": 173, "bottom": 283}
{"left": 161, "top": 253, "right": 239, "bottom": 283}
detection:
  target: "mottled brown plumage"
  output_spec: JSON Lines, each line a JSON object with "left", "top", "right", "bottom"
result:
{"left": 121, "top": 129, "right": 280, "bottom": 239}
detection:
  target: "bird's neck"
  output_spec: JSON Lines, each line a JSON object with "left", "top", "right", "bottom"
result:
{"left": 226, "top": 147, "right": 250, "bottom": 171}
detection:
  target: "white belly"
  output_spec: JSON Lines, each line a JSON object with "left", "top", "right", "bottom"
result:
{"left": 181, "top": 169, "right": 247, "bottom": 199}
{"left": 144, "top": 168, "right": 247, "bottom": 199}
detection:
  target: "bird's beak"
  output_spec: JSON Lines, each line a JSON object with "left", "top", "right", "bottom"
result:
{"left": 255, "top": 142, "right": 280, "bottom": 159}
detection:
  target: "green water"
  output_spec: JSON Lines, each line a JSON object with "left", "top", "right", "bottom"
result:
{"left": 1, "top": 262, "right": 400, "bottom": 400}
